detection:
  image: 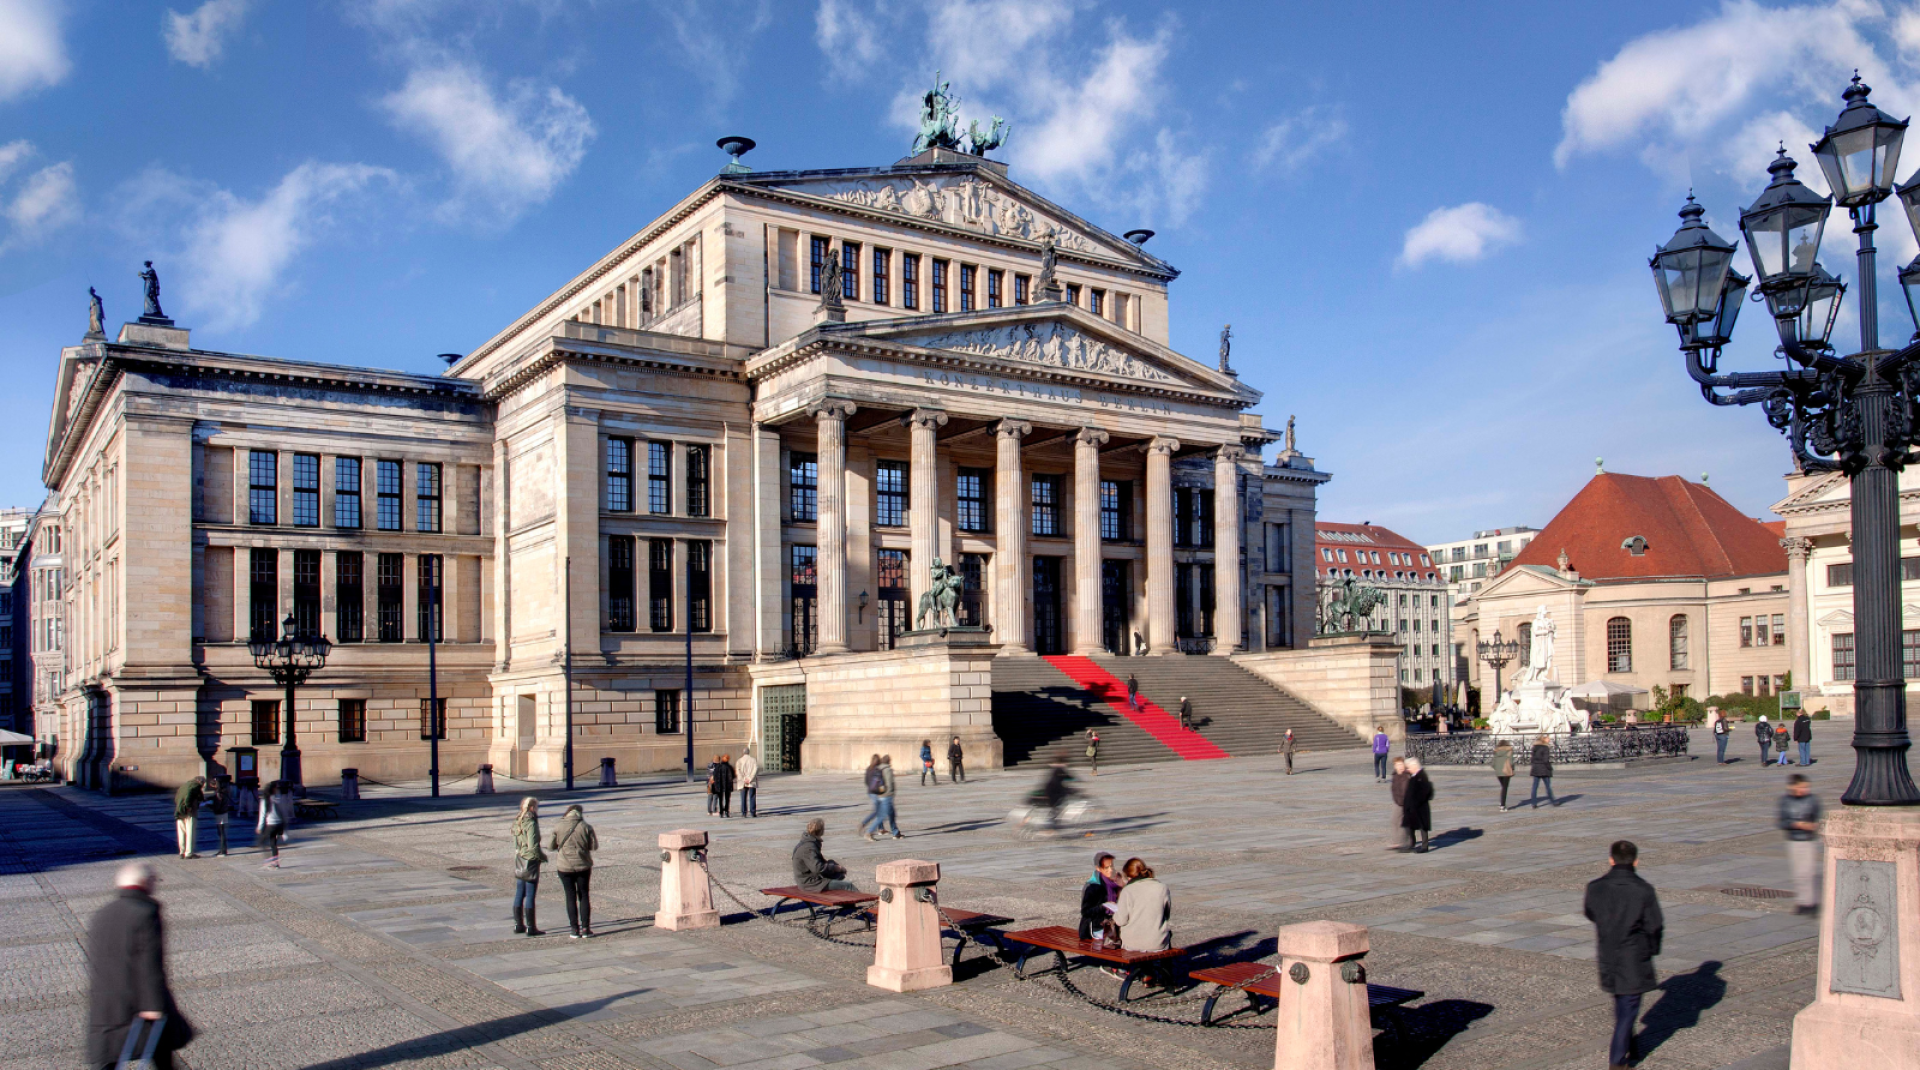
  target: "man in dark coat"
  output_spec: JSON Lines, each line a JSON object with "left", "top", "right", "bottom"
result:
{"left": 712, "top": 756, "right": 736, "bottom": 818}
{"left": 87, "top": 862, "right": 193, "bottom": 1069}
{"left": 791, "top": 819, "right": 856, "bottom": 892}
{"left": 1078, "top": 852, "right": 1119, "bottom": 940}
{"left": 1583, "top": 840, "right": 1664, "bottom": 1069}
{"left": 1399, "top": 757, "right": 1434, "bottom": 853}
{"left": 1792, "top": 711, "right": 1813, "bottom": 767}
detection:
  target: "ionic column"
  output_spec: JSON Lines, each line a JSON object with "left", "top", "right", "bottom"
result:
{"left": 814, "top": 401, "right": 856, "bottom": 654}
{"left": 1146, "top": 436, "right": 1180, "bottom": 654}
{"left": 1213, "top": 445, "right": 1245, "bottom": 655}
{"left": 907, "top": 409, "right": 948, "bottom": 615}
{"left": 1782, "top": 536, "right": 1813, "bottom": 690}
{"left": 994, "top": 420, "right": 1032, "bottom": 652}
{"left": 1072, "top": 428, "right": 1109, "bottom": 654}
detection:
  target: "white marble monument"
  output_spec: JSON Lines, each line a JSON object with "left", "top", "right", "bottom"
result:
{"left": 1485, "top": 606, "right": 1588, "bottom": 737}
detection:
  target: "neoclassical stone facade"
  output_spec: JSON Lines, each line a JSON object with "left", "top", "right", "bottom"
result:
{"left": 34, "top": 146, "right": 1325, "bottom": 789}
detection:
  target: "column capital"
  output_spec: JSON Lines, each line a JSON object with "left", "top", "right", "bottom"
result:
{"left": 1147, "top": 436, "right": 1181, "bottom": 456}
{"left": 1781, "top": 535, "right": 1814, "bottom": 560}
{"left": 905, "top": 408, "right": 950, "bottom": 432}
{"left": 993, "top": 419, "right": 1033, "bottom": 441}
{"left": 810, "top": 399, "right": 857, "bottom": 423}
{"left": 1074, "top": 427, "right": 1110, "bottom": 448}
{"left": 1214, "top": 444, "right": 1246, "bottom": 464}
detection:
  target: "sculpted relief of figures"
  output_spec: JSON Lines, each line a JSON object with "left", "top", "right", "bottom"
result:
{"left": 914, "top": 321, "right": 1176, "bottom": 384}
{"left": 801, "top": 176, "right": 1102, "bottom": 254}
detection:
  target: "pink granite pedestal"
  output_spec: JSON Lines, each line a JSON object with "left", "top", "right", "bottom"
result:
{"left": 654, "top": 829, "right": 720, "bottom": 931}
{"left": 1273, "top": 920, "right": 1374, "bottom": 1070}
{"left": 866, "top": 859, "right": 952, "bottom": 992}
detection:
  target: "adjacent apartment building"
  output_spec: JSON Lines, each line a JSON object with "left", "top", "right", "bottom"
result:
{"left": 1314, "top": 522, "right": 1451, "bottom": 691}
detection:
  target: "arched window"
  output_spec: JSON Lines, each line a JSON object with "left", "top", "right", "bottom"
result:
{"left": 1669, "top": 615, "right": 1689, "bottom": 671}
{"left": 1517, "top": 622, "right": 1532, "bottom": 668}
{"left": 1608, "top": 617, "right": 1633, "bottom": 673}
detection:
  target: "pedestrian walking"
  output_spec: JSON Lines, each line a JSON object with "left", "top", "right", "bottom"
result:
{"left": 1755, "top": 715, "right": 1773, "bottom": 764}
{"left": 1085, "top": 728, "right": 1100, "bottom": 775}
{"left": 1282, "top": 728, "right": 1296, "bottom": 775}
{"left": 548, "top": 803, "right": 598, "bottom": 938}
{"left": 705, "top": 757, "right": 721, "bottom": 815}
{"left": 947, "top": 735, "right": 965, "bottom": 783}
{"left": 1779, "top": 774, "right": 1822, "bottom": 914}
{"left": 87, "top": 862, "right": 194, "bottom": 1070}
{"left": 1529, "top": 735, "right": 1558, "bottom": 808}
{"left": 1399, "top": 757, "right": 1434, "bottom": 853}
{"left": 858, "top": 754, "right": 886, "bottom": 839}
{"left": 255, "top": 781, "right": 286, "bottom": 868}
{"left": 172, "top": 776, "right": 204, "bottom": 859}
{"left": 736, "top": 746, "right": 759, "bottom": 818}
{"left": 1584, "top": 840, "right": 1664, "bottom": 1070}
{"left": 919, "top": 739, "right": 938, "bottom": 786}
{"left": 1794, "top": 711, "right": 1813, "bottom": 767}
{"left": 876, "top": 755, "right": 901, "bottom": 839}
{"left": 511, "top": 797, "right": 547, "bottom": 936}
{"left": 1711, "top": 708, "right": 1729, "bottom": 763}
{"left": 712, "top": 754, "right": 736, "bottom": 818}
{"left": 206, "top": 776, "right": 232, "bottom": 857}
{"left": 1387, "top": 757, "right": 1411, "bottom": 849}
{"left": 1179, "top": 696, "right": 1193, "bottom": 730}
{"left": 1774, "top": 720, "right": 1792, "bottom": 765}
{"left": 1492, "top": 738, "right": 1516, "bottom": 812}
{"left": 1371, "top": 726, "right": 1391, "bottom": 781}
{"left": 1126, "top": 673, "right": 1141, "bottom": 712}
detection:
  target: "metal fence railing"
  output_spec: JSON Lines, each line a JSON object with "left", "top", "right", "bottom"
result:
{"left": 1403, "top": 725, "right": 1691, "bottom": 765}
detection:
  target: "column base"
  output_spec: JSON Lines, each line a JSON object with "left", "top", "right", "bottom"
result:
{"left": 654, "top": 910, "right": 721, "bottom": 931}
{"left": 866, "top": 964, "right": 952, "bottom": 992}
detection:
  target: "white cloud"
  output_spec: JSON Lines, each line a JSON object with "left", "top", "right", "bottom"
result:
{"left": 381, "top": 63, "right": 594, "bottom": 224}
{"left": 0, "top": 0, "right": 70, "bottom": 101}
{"left": 1398, "top": 203, "right": 1523, "bottom": 269}
{"left": 654, "top": 0, "right": 772, "bottom": 104}
{"left": 815, "top": 0, "right": 885, "bottom": 80}
{"left": 0, "top": 140, "right": 32, "bottom": 183}
{"left": 1252, "top": 105, "right": 1347, "bottom": 174}
{"left": 165, "top": 0, "right": 251, "bottom": 68}
{"left": 0, "top": 141, "right": 79, "bottom": 253}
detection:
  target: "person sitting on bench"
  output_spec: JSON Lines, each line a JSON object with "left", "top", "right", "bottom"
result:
{"left": 1078, "top": 852, "right": 1121, "bottom": 941}
{"left": 1112, "top": 858, "right": 1172, "bottom": 951}
{"left": 792, "top": 818, "right": 857, "bottom": 893}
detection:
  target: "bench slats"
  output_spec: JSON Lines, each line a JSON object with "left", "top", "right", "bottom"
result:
{"left": 1190, "top": 963, "right": 1424, "bottom": 1006}
{"left": 1001, "top": 925, "right": 1184, "bottom": 965}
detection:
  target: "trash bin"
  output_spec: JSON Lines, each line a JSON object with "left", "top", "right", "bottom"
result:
{"left": 599, "top": 757, "right": 617, "bottom": 787}
{"left": 475, "top": 764, "right": 495, "bottom": 794}
{"left": 340, "top": 768, "right": 360, "bottom": 801}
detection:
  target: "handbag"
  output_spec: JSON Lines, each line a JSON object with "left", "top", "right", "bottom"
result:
{"left": 514, "top": 857, "right": 540, "bottom": 881}
{"left": 118, "top": 1014, "right": 165, "bottom": 1070}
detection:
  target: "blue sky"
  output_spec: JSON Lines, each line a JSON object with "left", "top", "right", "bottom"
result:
{"left": 3, "top": 0, "right": 1917, "bottom": 544}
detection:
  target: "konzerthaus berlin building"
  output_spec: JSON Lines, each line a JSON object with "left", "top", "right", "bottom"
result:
{"left": 35, "top": 142, "right": 1328, "bottom": 790}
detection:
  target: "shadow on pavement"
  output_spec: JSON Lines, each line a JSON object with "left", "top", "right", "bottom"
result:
{"left": 299, "top": 993, "right": 637, "bottom": 1070}
{"left": 1382, "top": 998, "right": 1495, "bottom": 1068}
{"left": 1429, "top": 827, "right": 1483, "bottom": 850}
{"left": 1635, "top": 960, "right": 1728, "bottom": 1059}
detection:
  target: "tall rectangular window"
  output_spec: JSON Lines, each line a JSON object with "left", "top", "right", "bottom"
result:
{"left": 1014, "top": 274, "right": 1030, "bottom": 305}
{"left": 377, "top": 552, "right": 403, "bottom": 642}
{"left": 335, "top": 457, "right": 362, "bottom": 529}
{"left": 876, "top": 460, "right": 908, "bottom": 527}
{"left": 608, "top": 536, "right": 635, "bottom": 632}
{"left": 607, "top": 437, "right": 633, "bottom": 513}
{"left": 902, "top": 254, "right": 920, "bottom": 310}
{"left": 872, "top": 248, "right": 890, "bottom": 305}
{"left": 336, "top": 551, "right": 363, "bottom": 643}
{"left": 959, "top": 264, "right": 976, "bottom": 311}
{"left": 249, "top": 548, "right": 277, "bottom": 641}
{"left": 841, "top": 241, "right": 860, "bottom": 300}
{"left": 686, "top": 445, "right": 709, "bottom": 518}
{"left": 1905, "top": 629, "right": 1920, "bottom": 680}
{"left": 251, "top": 700, "right": 280, "bottom": 745}
{"left": 416, "top": 462, "right": 442, "bottom": 533}
{"left": 649, "top": 538, "right": 673, "bottom": 632}
{"left": 790, "top": 545, "right": 817, "bottom": 655}
{"left": 1904, "top": 556, "right": 1920, "bottom": 581}
{"left": 931, "top": 259, "right": 948, "bottom": 313}
{"left": 987, "top": 269, "right": 1003, "bottom": 308}
{"left": 1031, "top": 475, "right": 1061, "bottom": 537}
{"left": 957, "top": 467, "right": 990, "bottom": 532}
{"left": 809, "top": 236, "right": 828, "bottom": 294}
{"left": 420, "top": 697, "right": 446, "bottom": 740}
{"left": 249, "top": 450, "right": 277, "bottom": 525}
{"left": 1099, "top": 480, "right": 1131, "bottom": 541}
{"left": 377, "top": 460, "right": 402, "bottom": 531}
{"left": 789, "top": 452, "right": 818, "bottom": 521}
{"left": 292, "top": 454, "right": 320, "bottom": 527}
{"left": 655, "top": 690, "right": 681, "bottom": 734}
{"left": 293, "top": 549, "right": 320, "bottom": 637}
{"left": 1772, "top": 613, "right": 1786, "bottom": 646}
{"left": 1741, "top": 616, "right": 1754, "bottom": 647}
{"left": 1090, "top": 289, "right": 1105, "bottom": 317}
{"left": 689, "top": 540, "right": 712, "bottom": 632}
{"left": 338, "top": 699, "right": 365, "bottom": 744}
{"left": 1834, "top": 632, "right": 1856, "bottom": 681}
{"left": 957, "top": 552, "right": 986, "bottom": 626}
{"left": 417, "top": 554, "right": 442, "bottom": 642}
{"left": 648, "top": 442, "right": 671, "bottom": 515}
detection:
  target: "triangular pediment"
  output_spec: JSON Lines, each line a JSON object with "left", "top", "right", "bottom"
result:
{"left": 819, "top": 305, "right": 1256, "bottom": 400}
{"left": 1476, "top": 564, "right": 1586, "bottom": 600}
{"left": 733, "top": 164, "right": 1171, "bottom": 274}
{"left": 1773, "top": 470, "right": 1850, "bottom": 514}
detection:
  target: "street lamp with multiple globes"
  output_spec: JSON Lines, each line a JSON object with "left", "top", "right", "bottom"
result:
{"left": 248, "top": 612, "right": 331, "bottom": 792}
{"left": 1651, "top": 73, "right": 1919, "bottom": 806}
{"left": 1477, "top": 629, "right": 1521, "bottom": 710}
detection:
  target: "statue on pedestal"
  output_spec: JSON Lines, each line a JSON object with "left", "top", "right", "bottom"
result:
{"left": 1218, "top": 323, "right": 1233, "bottom": 375}
{"left": 1521, "top": 605, "right": 1555, "bottom": 685}
{"left": 86, "top": 287, "right": 104, "bottom": 338}
{"left": 139, "top": 261, "right": 165, "bottom": 320}
{"left": 915, "top": 558, "right": 963, "bottom": 629}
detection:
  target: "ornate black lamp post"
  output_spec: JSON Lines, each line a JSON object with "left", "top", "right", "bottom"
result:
{"left": 1652, "top": 74, "right": 1919, "bottom": 806}
{"left": 249, "top": 612, "right": 331, "bottom": 792}
{"left": 1477, "top": 629, "right": 1520, "bottom": 710}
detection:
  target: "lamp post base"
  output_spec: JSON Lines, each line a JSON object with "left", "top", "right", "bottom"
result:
{"left": 1790, "top": 807, "right": 1920, "bottom": 1069}
{"left": 279, "top": 747, "right": 302, "bottom": 794}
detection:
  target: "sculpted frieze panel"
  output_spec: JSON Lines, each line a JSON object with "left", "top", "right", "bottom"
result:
{"left": 795, "top": 176, "right": 1103, "bottom": 254}
{"left": 909, "top": 321, "right": 1177, "bottom": 384}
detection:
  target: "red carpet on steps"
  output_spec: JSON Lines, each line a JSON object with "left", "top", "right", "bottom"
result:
{"left": 1042, "top": 655, "right": 1230, "bottom": 761}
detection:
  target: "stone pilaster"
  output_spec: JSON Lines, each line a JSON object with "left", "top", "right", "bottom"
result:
{"left": 753, "top": 424, "right": 784, "bottom": 658}
{"left": 907, "top": 409, "right": 947, "bottom": 614}
{"left": 813, "top": 401, "right": 856, "bottom": 654}
{"left": 1146, "top": 436, "right": 1180, "bottom": 654}
{"left": 1214, "top": 445, "right": 1245, "bottom": 654}
{"left": 1783, "top": 536, "right": 1814, "bottom": 693}
{"left": 1071, "top": 428, "right": 1108, "bottom": 654}
{"left": 993, "top": 420, "right": 1032, "bottom": 653}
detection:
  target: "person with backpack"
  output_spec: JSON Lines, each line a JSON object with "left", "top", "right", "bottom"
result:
{"left": 1711, "top": 709, "right": 1730, "bottom": 764}
{"left": 919, "top": 739, "right": 938, "bottom": 786}
{"left": 1755, "top": 715, "right": 1773, "bottom": 764}
{"left": 1492, "top": 738, "right": 1516, "bottom": 812}
{"left": 859, "top": 755, "right": 901, "bottom": 840}
{"left": 547, "top": 804, "right": 599, "bottom": 938}
{"left": 947, "top": 736, "right": 965, "bottom": 783}
{"left": 1793, "top": 711, "right": 1813, "bottom": 767}
{"left": 1085, "top": 728, "right": 1100, "bottom": 775}
{"left": 1529, "top": 734, "right": 1558, "bottom": 808}
{"left": 1774, "top": 720, "right": 1793, "bottom": 765}
{"left": 206, "top": 776, "right": 233, "bottom": 857}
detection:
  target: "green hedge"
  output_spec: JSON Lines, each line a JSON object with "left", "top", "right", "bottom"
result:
{"left": 1706, "top": 693, "right": 1781, "bottom": 720}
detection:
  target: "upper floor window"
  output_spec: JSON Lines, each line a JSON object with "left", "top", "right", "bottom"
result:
{"left": 1066, "top": 283, "right": 1081, "bottom": 306}
{"left": 931, "top": 259, "right": 948, "bottom": 313}
{"left": 957, "top": 467, "right": 990, "bottom": 533}
{"left": 686, "top": 445, "right": 710, "bottom": 518}
{"left": 292, "top": 454, "right": 320, "bottom": 527}
{"left": 987, "top": 269, "right": 1003, "bottom": 308}
{"left": 1606, "top": 617, "right": 1632, "bottom": 673}
{"left": 248, "top": 450, "right": 277, "bottom": 525}
{"left": 1031, "top": 475, "right": 1061, "bottom": 537}
{"left": 416, "top": 462, "right": 442, "bottom": 533}
{"left": 1829, "top": 561, "right": 1854, "bottom": 586}
{"left": 376, "top": 460, "right": 402, "bottom": 531}
{"left": 648, "top": 442, "right": 671, "bottom": 515}
{"left": 1090, "top": 289, "right": 1105, "bottom": 317}
{"left": 608, "top": 535, "right": 636, "bottom": 633}
{"left": 335, "top": 457, "right": 362, "bottom": 529}
{"left": 1099, "top": 479, "right": 1131, "bottom": 541}
{"left": 1834, "top": 631, "right": 1856, "bottom": 681}
{"left": 841, "top": 241, "right": 861, "bottom": 300}
{"left": 607, "top": 437, "right": 634, "bottom": 512}
{"left": 959, "top": 265, "right": 976, "bottom": 311}
{"left": 902, "top": 254, "right": 920, "bottom": 310}
{"left": 790, "top": 452, "right": 818, "bottom": 521}
{"left": 872, "top": 248, "right": 890, "bottom": 305}
{"left": 1014, "top": 274, "right": 1030, "bottom": 305}
{"left": 1670, "top": 614, "right": 1689, "bottom": 670}
{"left": 809, "top": 235, "right": 828, "bottom": 294}
{"left": 876, "top": 460, "right": 908, "bottom": 527}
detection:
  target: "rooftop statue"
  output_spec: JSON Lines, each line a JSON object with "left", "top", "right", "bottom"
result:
{"left": 1218, "top": 323, "right": 1232, "bottom": 374}
{"left": 86, "top": 287, "right": 104, "bottom": 338}
{"left": 819, "top": 242, "right": 844, "bottom": 309}
{"left": 138, "top": 260, "right": 164, "bottom": 320}
{"left": 913, "top": 74, "right": 963, "bottom": 153}
{"left": 1035, "top": 230, "right": 1059, "bottom": 299}
{"left": 1285, "top": 414, "right": 1296, "bottom": 453}
{"left": 966, "top": 116, "right": 1009, "bottom": 155}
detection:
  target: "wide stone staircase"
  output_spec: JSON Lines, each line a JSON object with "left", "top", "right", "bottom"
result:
{"left": 991, "top": 653, "right": 1364, "bottom": 768}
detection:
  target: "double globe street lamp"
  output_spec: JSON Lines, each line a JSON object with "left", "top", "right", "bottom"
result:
{"left": 249, "top": 612, "right": 332, "bottom": 791}
{"left": 1477, "top": 629, "right": 1521, "bottom": 709}
{"left": 1651, "top": 73, "right": 1919, "bottom": 806}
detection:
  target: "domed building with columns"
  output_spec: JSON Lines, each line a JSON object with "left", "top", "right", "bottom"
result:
{"left": 32, "top": 138, "right": 1339, "bottom": 791}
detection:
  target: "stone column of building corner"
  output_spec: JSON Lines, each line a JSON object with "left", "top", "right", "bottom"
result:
{"left": 1782, "top": 536, "right": 1813, "bottom": 692}
{"left": 992, "top": 420, "right": 1031, "bottom": 653}
{"left": 906, "top": 409, "right": 945, "bottom": 613}
{"left": 1071, "top": 427, "right": 1108, "bottom": 655}
{"left": 1145, "top": 436, "right": 1180, "bottom": 654}
{"left": 1213, "top": 445, "right": 1245, "bottom": 654}
{"left": 813, "top": 402, "right": 854, "bottom": 654}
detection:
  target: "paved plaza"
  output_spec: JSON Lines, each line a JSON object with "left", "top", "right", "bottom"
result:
{"left": 0, "top": 731, "right": 1830, "bottom": 1069}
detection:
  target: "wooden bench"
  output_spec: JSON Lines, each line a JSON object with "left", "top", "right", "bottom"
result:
{"left": 1188, "top": 961, "right": 1425, "bottom": 1035}
{"left": 855, "top": 904, "right": 1014, "bottom": 967}
{"left": 1001, "top": 925, "right": 1186, "bottom": 1002}
{"left": 294, "top": 798, "right": 339, "bottom": 820}
{"left": 759, "top": 885, "right": 878, "bottom": 937}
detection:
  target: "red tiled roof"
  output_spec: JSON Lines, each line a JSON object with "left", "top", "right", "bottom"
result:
{"left": 1510, "top": 473, "right": 1785, "bottom": 582}
{"left": 1315, "top": 521, "right": 1440, "bottom": 582}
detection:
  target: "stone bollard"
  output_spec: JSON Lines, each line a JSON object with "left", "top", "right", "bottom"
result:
{"left": 866, "top": 859, "right": 952, "bottom": 992}
{"left": 340, "top": 769, "right": 360, "bottom": 801}
{"left": 655, "top": 830, "right": 720, "bottom": 930}
{"left": 475, "top": 764, "right": 495, "bottom": 794}
{"left": 599, "top": 757, "right": 617, "bottom": 787}
{"left": 1272, "top": 921, "right": 1373, "bottom": 1070}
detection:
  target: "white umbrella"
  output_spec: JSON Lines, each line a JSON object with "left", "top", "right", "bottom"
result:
{"left": 1563, "top": 679, "right": 1649, "bottom": 711}
{"left": 0, "top": 729, "right": 34, "bottom": 745}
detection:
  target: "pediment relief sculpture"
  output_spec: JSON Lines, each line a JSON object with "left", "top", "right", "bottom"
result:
{"left": 794, "top": 175, "right": 1104, "bottom": 255}
{"left": 908, "top": 321, "right": 1177, "bottom": 384}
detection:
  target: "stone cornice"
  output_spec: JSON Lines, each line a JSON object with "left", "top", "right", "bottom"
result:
{"left": 480, "top": 334, "right": 748, "bottom": 405}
